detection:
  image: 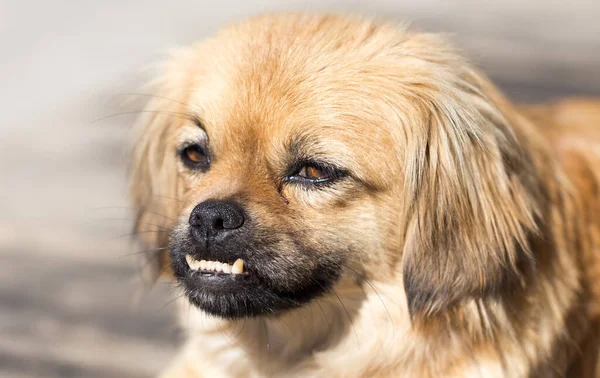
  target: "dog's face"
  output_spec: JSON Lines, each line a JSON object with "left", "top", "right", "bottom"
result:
{"left": 131, "top": 14, "right": 537, "bottom": 320}
{"left": 162, "top": 35, "right": 405, "bottom": 318}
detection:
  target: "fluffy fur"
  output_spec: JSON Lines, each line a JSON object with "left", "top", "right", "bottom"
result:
{"left": 129, "top": 13, "right": 600, "bottom": 377}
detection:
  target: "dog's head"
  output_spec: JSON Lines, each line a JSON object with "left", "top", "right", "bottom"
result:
{"left": 130, "top": 14, "right": 539, "bottom": 320}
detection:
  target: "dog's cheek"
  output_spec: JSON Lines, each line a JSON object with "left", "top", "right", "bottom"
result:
{"left": 249, "top": 186, "right": 392, "bottom": 284}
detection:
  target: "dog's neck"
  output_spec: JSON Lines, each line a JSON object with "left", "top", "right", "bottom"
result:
{"left": 175, "top": 276, "right": 409, "bottom": 377}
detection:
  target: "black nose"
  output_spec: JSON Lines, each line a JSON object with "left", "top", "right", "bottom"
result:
{"left": 189, "top": 200, "right": 245, "bottom": 240}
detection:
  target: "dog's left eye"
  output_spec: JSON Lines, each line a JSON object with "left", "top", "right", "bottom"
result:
{"left": 287, "top": 162, "right": 345, "bottom": 185}
{"left": 298, "top": 165, "right": 328, "bottom": 180}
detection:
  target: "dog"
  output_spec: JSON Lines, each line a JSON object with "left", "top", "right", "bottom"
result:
{"left": 128, "top": 13, "right": 600, "bottom": 377}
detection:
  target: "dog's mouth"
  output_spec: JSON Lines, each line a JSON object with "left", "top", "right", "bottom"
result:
{"left": 171, "top": 243, "right": 342, "bottom": 319}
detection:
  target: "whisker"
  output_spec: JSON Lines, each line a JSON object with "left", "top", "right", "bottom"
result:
{"left": 138, "top": 212, "right": 176, "bottom": 222}
{"left": 282, "top": 228, "right": 342, "bottom": 237}
{"left": 262, "top": 318, "right": 271, "bottom": 377}
{"left": 136, "top": 222, "right": 171, "bottom": 231}
{"left": 229, "top": 316, "right": 248, "bottom": 340}
{"left": 330, "top": 286, "right": 360, "bottom": 351}
{"left": 136, "top": 250, "right": 167, "bottom": 272}
{"left": 91, "top": 110, "right": 194, "bottom": 124}
{"left": 88, "top": 217, "right": 132, "bottom": 223}
{"left": 159, "top": 263, "right": 174, "bottom": 275}
{"left": 345, "top": 266, "right": 395, "bottom": 335}
{"left": 158, "top": 292, "right": 186, "bottom": 312}
{"left": 270, "top": 315, "right": 291, "bottom": 336}
{"left": 111, "top": 92, "right": 203, "bottom": 113}
{"left": 90, "top": 207, "right": 177, "bottom": 222}
{"left": 109, "top": 229, "right": 167, "bottom": 241}
{"left": 311, "top": 279, "right": 359, "bottom": 351}
{"left": 120, "top": 246, "right": 169, "bottom": 259}
{"left": 150, "top": 194, "right": 184, "bottom": 203}
{"left": 90, "top": 216, "right": 176, "bottom": 226}
{"left": 90, "top": 206, "right": 137, "bottom": 212}
{"left": 314, "top": 299, "right": 331, "bottom": 333}
{"left": 157, "top": 280, "right": 179, "bottom": 287}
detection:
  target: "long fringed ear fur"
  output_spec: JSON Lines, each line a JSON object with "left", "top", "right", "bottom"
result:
{"left": 128, "top": 50, "right": 194, "bottom": 284}
{"left": 400, "top": 60, "right": 541, "bottom": 318}
{"left": 129, "top": 97, "right": 181, "bottom": 283}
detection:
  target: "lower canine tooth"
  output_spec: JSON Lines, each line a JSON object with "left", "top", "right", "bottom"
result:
{"left": 231, "top": 259, "right": 244, "bottom": 274}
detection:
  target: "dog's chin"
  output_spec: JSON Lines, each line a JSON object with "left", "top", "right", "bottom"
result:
{"left": 170, "top": 247, "right": 341, "bottom": 319}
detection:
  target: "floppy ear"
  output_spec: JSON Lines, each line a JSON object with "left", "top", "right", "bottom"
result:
{"left": 401, "top": 70, "right": 541, "bottom": 318}
{"left": 129, "top": 98, "right": 181, "bottom": 283}
{"left": 129, "top": 52, "right": 193, "bottom": 283}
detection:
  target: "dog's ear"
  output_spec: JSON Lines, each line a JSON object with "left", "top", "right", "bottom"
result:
{"left": 401, "top": 69, "right": 541, "bottom": 319}
{"left": 129, "top": 96, "right": 181, "bottom": 283}
{"left": 129, "top": 52, "right": 193, "bottom": 283}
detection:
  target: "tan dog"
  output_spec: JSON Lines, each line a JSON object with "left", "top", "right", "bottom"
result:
{"left": 129, "top": 13, "right": 600, "bottom": 377}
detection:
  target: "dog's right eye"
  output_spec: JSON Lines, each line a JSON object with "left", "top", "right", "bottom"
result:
{"left": 180, "top": 144, "right": 210, "bottom": 170}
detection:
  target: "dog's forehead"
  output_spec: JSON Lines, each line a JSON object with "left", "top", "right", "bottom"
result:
{"left": 196, "top": 51, "right": 384, "bottom": 133}
{"left": 180, "top": 19, "right": 409, "bottom": 185}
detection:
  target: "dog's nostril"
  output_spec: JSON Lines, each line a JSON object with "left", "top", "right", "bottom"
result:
{"left": 189, "top": 212, "right": 203, "bottom": 227}
{"left": 189, "top": 200, "right": 245, "bottom": 236}
{"left": 213, "top": 218, "right": 225, "bottom": 230}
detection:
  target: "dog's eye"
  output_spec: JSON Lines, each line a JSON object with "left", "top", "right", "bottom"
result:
{"left": 298, "top": 165, "right": 328, "bottom": 180}
{"left": 180, "top": 144, "right": 210, "bottom": 169}
{"left": 287, "top": 162, "right": 345, "bottom": 186}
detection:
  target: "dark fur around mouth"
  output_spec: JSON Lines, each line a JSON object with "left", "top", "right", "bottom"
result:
{"left": 169, "top": 239, "right": 344, "bottom": 318}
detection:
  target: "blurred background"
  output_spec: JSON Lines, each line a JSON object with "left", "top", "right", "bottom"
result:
{"left": 1, "top": 1, "right": 599, "bottom": 377}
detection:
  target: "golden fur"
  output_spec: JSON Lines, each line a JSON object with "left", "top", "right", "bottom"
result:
{"left": 129, "top": 13, "right": 600, "bottom": 377}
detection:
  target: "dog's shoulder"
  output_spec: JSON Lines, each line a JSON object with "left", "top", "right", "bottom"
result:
{"left": 523, "top": 98, "right": 600, "bottom": 320}
{"left": 521, "top": 98, "right": 600, "bottom": 155}
{"left": 521, "top": 98, "right": 600, "bottom": 193}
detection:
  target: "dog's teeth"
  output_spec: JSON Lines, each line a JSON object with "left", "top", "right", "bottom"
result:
{"left": 186, "top": 255, "right": 199, "bottom": 271}
{"left": 231, "top": 259, "right": 244, "bottom": 274}
{"left": 186, "top": 257, "right": 244, "bottom": 274}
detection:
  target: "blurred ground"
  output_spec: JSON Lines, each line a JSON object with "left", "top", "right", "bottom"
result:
{"left": 0, "top": 1, "right": 599, "bottom": 377}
